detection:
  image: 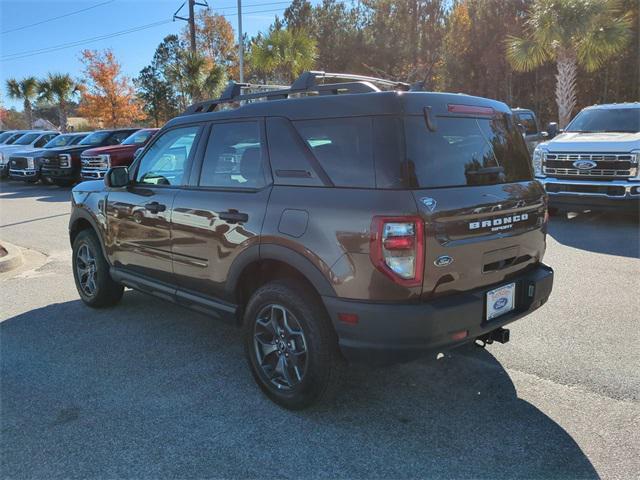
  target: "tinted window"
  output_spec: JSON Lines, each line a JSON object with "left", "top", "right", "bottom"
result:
{"left": 0, "top": 132, "right": 13, "bottom": 143}
{"left": 109, "top": 130, "right": 134, "bottom": 145}
{"left": 34, "top": 134, "right": 57, "bottom": 148}
{"left": 294, "top": 117, "right": 374, "bottom": 188}
{"left": 122, "top": 130, "right": 155, "bottom": 145}
{"left": 14, "top": 133, "right": 40, "bottom": 145}
{"left": 44, "top": 134, "right": 76, "bottom": 148}
{"left": 404, "top": 115, "right": 532, "bottom": 188}
{"left": 5, "top": 133, "right": 24, "bottom": 144}
{"left": 266, "top": 117, "right": 324, "bottom": 187}
{"left": 136, "top": 126, "right": 199, "bottom": 186}
{"left": 515, "top": 112, "right": 537, "bottom": 135}
{"left": 79, "top": 131, "right": 110, "bottom": 145}
{"left": 200, "top": 121, "right": 266, "bottom": 189}
{"left": 566, "top": 108, "right": 640, "bottom": 133}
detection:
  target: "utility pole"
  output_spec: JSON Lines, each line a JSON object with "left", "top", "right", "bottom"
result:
{"left": 188, "top": 0, "right": 196, "bottom": 53}
{"left": 237, "top": 0, "right": 244, "bottom": 82}
{"left": 173, "top": 0, "right": 208, "bottom": 54}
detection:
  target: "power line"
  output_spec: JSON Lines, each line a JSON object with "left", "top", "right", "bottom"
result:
{"left": 0, "top": 7, "right": 287, "bottom": 62}
{"left": 0, "top": 0, "right": 116, "bottom": 35}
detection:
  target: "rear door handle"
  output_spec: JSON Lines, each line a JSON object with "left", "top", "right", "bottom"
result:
{"left": 219, "top": 210, "right": 248, "bottom": 224}
{"left": 145, "top": 202, "right": 166, "bottom": 214}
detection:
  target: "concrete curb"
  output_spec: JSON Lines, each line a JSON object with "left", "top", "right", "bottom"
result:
{"left": 0, "top": 241, "right": 23, "bottom": 273}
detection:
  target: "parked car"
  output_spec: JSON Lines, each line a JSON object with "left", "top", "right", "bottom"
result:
{"left": 0, "top": 131, "right": 59, "bottom": 178}
{"left": 68, "top": 72, "right": 554, "bottom": 409}
{"left": 512, "top": 108, "right": 549, "bottom": 154}
{"left": 40, "top": 128, "right": 138, "bottom": 186}
{"left": 533, "top": 102, "right": 640, "bottom": 214}
{"left": 0, "top": 130, "right": 27, "bottom": 145}
{"left": 80, "top": 128, "right": 159, "bottom": 181}
{"left": 8, "top": 133, "right": 89, "bottom": 183}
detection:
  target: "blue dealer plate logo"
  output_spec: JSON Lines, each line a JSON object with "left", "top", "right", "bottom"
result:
{"left": 493, "top": 297, "right": 509, "bottom": 310}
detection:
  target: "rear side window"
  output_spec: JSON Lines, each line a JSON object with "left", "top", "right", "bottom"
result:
{"left": 200, "top": 121, "right": 266, "bottom": 189}
{"left": 294, "top": 117, "right": 374, "bottom": 188}
{"left": 515, "top": 112, "right": 537, "bottom": 134}
{"left": 404, "top": 115, "right": 532, "bottom": 188}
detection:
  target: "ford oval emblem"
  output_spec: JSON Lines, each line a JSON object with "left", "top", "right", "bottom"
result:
{"left": 493, "top": 297, "right": 509, "bottom": 310}
{"left": 573, "top": 160, "right": 597, "bottom": 170}
{"left": 434, "top": 255, "right": 454, "bottom": 267}
{"left": 421, "top": 197, "right": 437, "bottom": 212}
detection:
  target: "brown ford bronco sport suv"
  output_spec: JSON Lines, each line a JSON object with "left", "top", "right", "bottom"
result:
{"left": 69, "top": 72, "right": 554, "bottom": 409}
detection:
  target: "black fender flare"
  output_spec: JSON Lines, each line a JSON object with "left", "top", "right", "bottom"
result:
{"left": 225, "top": 243, "right": 336, "bottom": 300}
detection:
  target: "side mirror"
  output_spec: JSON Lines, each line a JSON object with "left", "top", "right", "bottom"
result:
{"left": 105, "top": 166, "right": 130, "bottom": 188}
{"left": 517, "top": 123, "right": 526, "bottom": 135}
{"left": 541, "top": 131, "right": 549, "bottom": 138}
{"left": 546, "top": 122, "right": 559, "bottom": 139}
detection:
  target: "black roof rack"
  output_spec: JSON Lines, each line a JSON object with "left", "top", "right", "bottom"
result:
{"left": 182, "top": 71, "right": 415, "bottom": 116}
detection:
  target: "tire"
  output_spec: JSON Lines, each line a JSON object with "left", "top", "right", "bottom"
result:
{"left": 243, "top": 279, "right": 344, "bottom": 410}
{"left": 72, "top": 229, "right": 124, "bottom": 308}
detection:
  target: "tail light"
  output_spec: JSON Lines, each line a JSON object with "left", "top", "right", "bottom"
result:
{"left": 370, "top": 216, "right": 424, "bottom": 287}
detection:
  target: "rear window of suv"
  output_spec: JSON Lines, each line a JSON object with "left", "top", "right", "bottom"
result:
{"left": 404, "top": 114, "right": 532, "bottom": 188}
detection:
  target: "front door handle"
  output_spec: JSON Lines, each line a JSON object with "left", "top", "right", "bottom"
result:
{"left": 219, "top": 210, "right": 248, "bottom": 224}
{"left": 145, "top": 202, "right": 166, "bottom": 214}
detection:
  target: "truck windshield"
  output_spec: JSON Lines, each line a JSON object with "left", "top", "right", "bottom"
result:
{"left": 404, "top": 115, "right": 532, "bottom": 188}
{"left": 122, "top": 130, "right": 154, "bottom": 145}
{"left": 44, "top": 134, "right": 76, "bottom": 148}
{"left": 14, "top": 133, "right": 40, "bottom": 145}
{"left": 566, "top": 108, "right": 640, "bottom": 133}
{"left": 79, "top": 131, "right": 110, "bottom": 146}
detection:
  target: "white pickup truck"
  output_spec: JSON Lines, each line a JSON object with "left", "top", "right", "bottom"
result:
{"left": 533, "top": 103, "right": 640, "bottom": 214}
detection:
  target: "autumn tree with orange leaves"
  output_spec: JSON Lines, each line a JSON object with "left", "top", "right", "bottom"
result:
{"left": 78, "top": 49, "right": 143, "bottom": 127}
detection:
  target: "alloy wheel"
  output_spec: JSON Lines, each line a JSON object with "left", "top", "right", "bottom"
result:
{"left": 253, "top": 304, "right": 308, "bottom": 390}
{"left": 76, "top": 243, "right": 97, "bottom": 297}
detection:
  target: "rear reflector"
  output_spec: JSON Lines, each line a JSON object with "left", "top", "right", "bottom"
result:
{"left": 451, "top": 330, "right": 468, "bottom": 341}
{"left": 338, "top": 313, "right": 359, "bottom": 325}
{"left": 383, "top": 236, "right": 414, "bottom": 250}
{"left": 447, "top": 104, "right": 495, "bottom": 116}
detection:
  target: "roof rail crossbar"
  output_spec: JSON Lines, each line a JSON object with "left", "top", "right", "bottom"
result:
{"left": 181, "top": 71, "right": 412, "bottom": 116}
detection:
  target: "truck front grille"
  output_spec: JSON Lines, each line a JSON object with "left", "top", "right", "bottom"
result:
{"left": 543, "top": 153, "right": 636, "bottom": 179}
{"left": 42, "top": 157, "right": 61, "bottom": 168}
{"left": 9, "top": 156, "right": 29, "bottom": 169}
{"left": 81, "top": 156, "right": 108, "bottom": 170}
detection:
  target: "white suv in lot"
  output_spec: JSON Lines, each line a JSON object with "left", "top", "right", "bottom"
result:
{"left": 533, "top": 103, "right": 640, "bottom": 214}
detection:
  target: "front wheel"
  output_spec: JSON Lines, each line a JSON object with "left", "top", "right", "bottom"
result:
{"left": 72, "top": 230, "right": 123, "bottom": 308}
{"left": 243, "top": 280, "right": 344, "bottom": 410}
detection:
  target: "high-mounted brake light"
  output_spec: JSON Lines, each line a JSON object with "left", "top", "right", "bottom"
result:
{"left": 447, "top": 104, "right": 495, "bottom": 116}
{"left": 370, "top": 216, "right": 424, "bottom": 287}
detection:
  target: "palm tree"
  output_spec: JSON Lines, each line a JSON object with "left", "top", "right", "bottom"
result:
{"left": 168, "top": 51, "right": 226, "bottom": 105}
{"left": 249, "top": 28, "right": 317, "bottom": 83}
{"left": 38, "top": 73, "right": 82, "bottom": 132}
{"left": 507, "top": 0, "right": 632, "bottom": 127}
{"left": 6, "top": 77, "right": 38, "bottom": 128}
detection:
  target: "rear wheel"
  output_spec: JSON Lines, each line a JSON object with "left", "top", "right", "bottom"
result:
{"left": 72, "top": 229, "right": 123, "bottom": 308}
{"left": 243, "top": 280, "right": 344, "bottom": 410}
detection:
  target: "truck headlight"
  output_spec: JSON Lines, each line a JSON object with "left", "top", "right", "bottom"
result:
{"left": 100, "top": 154, "right": 111, "bottom": 168}
{"left": 532, "top": 145, "right": 547, "bottom": 177}
{"left": 27, "top": 157, "right": 35, "bottom": 169}
{"left": 59, "top": 154, "right": 72, "bottom": 168}
{"left": 632, "top": 150, "right": 640, "bottom": 180}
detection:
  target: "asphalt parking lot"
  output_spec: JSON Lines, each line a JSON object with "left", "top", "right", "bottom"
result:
{"left": 1, "top": 180, "right": 639, "bottom": 479}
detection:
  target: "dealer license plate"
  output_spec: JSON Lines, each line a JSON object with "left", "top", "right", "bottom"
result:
{"left": 486, "top": 283, "right": 516, "bottom": 320}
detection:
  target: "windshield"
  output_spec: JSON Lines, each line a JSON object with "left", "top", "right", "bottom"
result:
{"left": 404, "top": 114, "right": 532, "bottom": 188}
{"left": 14, "top": 133, "right": 40, "bottom": 145}
{"left": 44, "top": 134, "right": 76, "bottom": 148}
{"left": 0, "top": 132, "right": 15, "bottom": 143}
{"left": 71, "top": 134, "right": 88, "bottom": 145}
{"left": 122, "top": 130, "right": 154, "bottom": 145}
{"left": 79, "top": 131, "right": 111, "bottom": 146}
{"left": 566, "top": 108, "right": 640, "bottom": 133}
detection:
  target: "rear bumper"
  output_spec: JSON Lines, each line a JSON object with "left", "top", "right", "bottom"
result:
{"left": 541, "top": 177, "right": 640, "bottom": 212}
{"left": 323, "top": 263, "right": 553, "bottom": 365}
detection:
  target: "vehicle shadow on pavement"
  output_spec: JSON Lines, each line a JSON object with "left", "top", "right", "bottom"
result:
{"left": 0, "top": 181, "right": 72, "bottom": 203}
{"left": 1, "top": 291, "right": 597, "bottom": 479}
{"left": 548, "top": 210, "right": 639, "bottom": 258}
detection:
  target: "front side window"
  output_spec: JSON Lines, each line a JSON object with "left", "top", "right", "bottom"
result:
{"left": 294, "top": 117, "right": 374, "bottom": 188}
{"left": 34, "top": 134, "right": 57, "bottom": 148}
{"left": 199, "top": 121, "right": 266, "bottom": 189}
{"left": 404, "top": 115, "right": 532, "bottom": 188}
{"left": 566, "top": 108, "right": 640, "bottom": 133}
{"left": 516, "top": 112, "right": 537, "bottom": 135}
{"left": 135, "top": 126, "right": 199, "bottom": 186}
{"left": 109, "top": 130, "right": 134, "bottom": 145}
